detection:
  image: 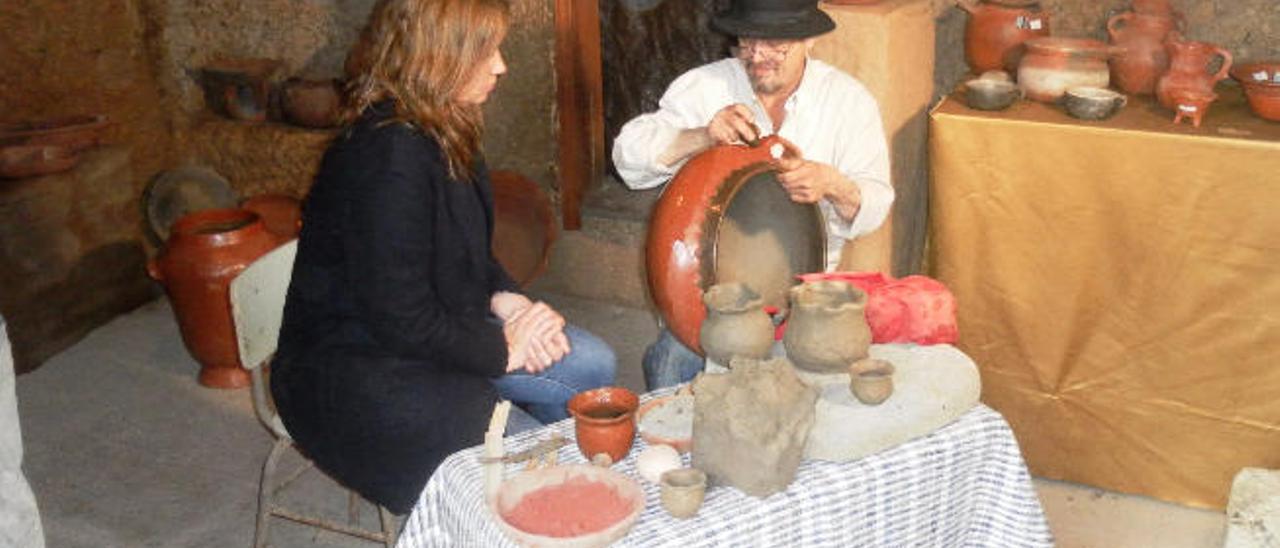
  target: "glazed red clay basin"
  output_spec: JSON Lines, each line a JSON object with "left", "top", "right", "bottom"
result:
{"left": 567, "top": 387, "right": 639, "bottom": 464}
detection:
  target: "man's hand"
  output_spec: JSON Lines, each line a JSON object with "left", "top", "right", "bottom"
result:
{"left": 706, "top": 104, "right": 759, "bottom": 146}
{"left": 772, "top": 138, "right": 862, "bottom": 221}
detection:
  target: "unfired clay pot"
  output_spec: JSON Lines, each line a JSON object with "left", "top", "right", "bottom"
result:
{"left": 699, "top": 282, "right": 775, "bottom": 367}
{"left": 1017, "top": 37, "right": 1115, "bottom": 103}
{"left": 1156, "top": 33, "right": 1232, "bottom": 110}
{"left": 147, "top": 209, "right": 285, "bottom": 388}
{"left": 646, "top": 136, "right": 826, "bottom": 355}
{"left": 1108, "top": 12, "right": 1180, "bottom": 95}
{"left": 849, "top": 358, "right": 895, "bottom": 405}
{"left": 567, "top": 387, "right": 639, "bottom": 464}
{"left": 782, "top": 280, "right": 871, "bottom": 374}
{"left": 957, "top": 0, "right": 1051, "bottom": 73}
{"left": 660, "top": 468, "right": 707, "bottom": 519}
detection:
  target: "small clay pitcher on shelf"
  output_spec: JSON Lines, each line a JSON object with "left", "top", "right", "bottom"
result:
{"left": 782, "top": 280, "right": 871, "bottom": 374}
{"left": 956, "top": 0, "right": 1051, "bottom": 73}
{"left": 567, "top": 387, "right": 640, "bottom": 465}
{"left": 147, "top": 209, "right": 285, "bottom": 388}
{"left": 1107, "top": 11, "right": 1181, "bottom": 95}
{"left": 699, "top": 282, "right": 775, "bottom": 367}
{"left": 1155, "top": 33, "right": 1232, "bottom": 110}
{"left": 1170, "top": 89, "right": 1218, "bottom": 127}
{"left": 1017, "top": 37, "right": 1116, "bottom": 103}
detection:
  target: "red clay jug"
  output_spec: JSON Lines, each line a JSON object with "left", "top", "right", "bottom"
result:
{"left": 240, "top": 193, "right": 302, "bottom": 239}
{"left": 1108, "top": 12, "right": 1180, "bottom": 95}
{"left": 1156, "top": 33, "right": 1232, "bottom": 110}
{"left": 957, "top": 0, "right": 1051, "bottom": 74}
{"left": 148, "top": 208, "right": 285, "bottom": 388}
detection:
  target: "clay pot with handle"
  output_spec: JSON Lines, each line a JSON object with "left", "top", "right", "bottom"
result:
{"left": 147, "top": 208, "right": 285, "bottom": 388}
{"left": 1155, "top": 33, "right": 1232, "bottom": 110}
{"left": 957, "top": 0, "right": 1051, "bottom": 74}
{"left": 1108, "top": 12, "right": 1181, "bottom": 95}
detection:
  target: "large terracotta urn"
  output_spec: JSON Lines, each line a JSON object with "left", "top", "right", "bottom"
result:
{"left": 148, "top": 209, "right": 285, "bottom": 388}
{"left": 1108, "top": 12, "right": 1180, "bottom": 95}
{"left": 957, "top": 0, "right": 1051, "bottom": 74}
{"left": 646, "top": 136, "right": 826, "bottom": 354}
{"left": 1017, "top": 37, "right": 1115, "bottom": 103}
{"left": 1156, "top": 33, "right": 1232, "bottom": 110}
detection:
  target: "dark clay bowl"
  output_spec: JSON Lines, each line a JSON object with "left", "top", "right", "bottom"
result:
{"left": 1062, "top": 87, "right": 1127, "bottom": 121}
{"left": 964, "top": 79, "right": 1021, "bottom": 111}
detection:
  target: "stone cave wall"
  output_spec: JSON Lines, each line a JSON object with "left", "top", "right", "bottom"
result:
{"left": 158, "top": 0, "right": 557, "bottom": 200}
{"left": 0, "top": 0, "right": 171, "bottom": 372}
{"left": 0, "top": 0, "right": 558, "bottom": 372}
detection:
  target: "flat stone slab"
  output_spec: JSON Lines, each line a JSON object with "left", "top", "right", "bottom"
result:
{"left": 709, "top": 343, "right": 981, "bottom": 462}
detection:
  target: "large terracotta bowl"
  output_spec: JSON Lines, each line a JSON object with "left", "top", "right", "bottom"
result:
{"left": 646, "top": 136, "right": 826, "bottom": 354}
{"left": 1230, "top": 61, "right": 1280, "bottom": 122}
{"left": 490, "top": 464, "right": 645, "bottom": 547}
{"left": 491, "top": 170, "right": 556, "bottom": 287}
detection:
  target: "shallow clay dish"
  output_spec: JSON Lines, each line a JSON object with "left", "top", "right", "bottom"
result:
{"left": 491, "top": 464, "right": 645, "bottom": 548}
{"left": 637, "top": 394, "right": 694, "bottom": 454}
{"left": 0, "top": 144, "right": 80, "bottom": 179}
{"left": 145, "top": 166, "right": 238, "bottom": 242}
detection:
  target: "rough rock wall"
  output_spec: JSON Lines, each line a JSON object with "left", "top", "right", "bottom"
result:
{"left": 934, "top": 0, "right": 1280, "bottom": 101}
{"left": 159, "top": 0, "right": 557, "bottom": 200}
{"left": 0, "top": 0, "right": 171, "bottom": 372}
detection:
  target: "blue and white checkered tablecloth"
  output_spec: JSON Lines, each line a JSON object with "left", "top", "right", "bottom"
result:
{"left": 398, "top": 393, "right": 1053, "bottom": 548}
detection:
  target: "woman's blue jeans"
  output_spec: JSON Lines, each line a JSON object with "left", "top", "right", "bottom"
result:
{"left": 491, "top": 324, "right": 616, "bottom": 433}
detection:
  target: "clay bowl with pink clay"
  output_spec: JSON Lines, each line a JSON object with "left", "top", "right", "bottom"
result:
{"left": 491, "top": 464, "right": 645, "bottom": 547}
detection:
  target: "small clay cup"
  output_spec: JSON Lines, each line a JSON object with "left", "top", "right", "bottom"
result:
{"left": 660, "top": 467, "right": 707, "bottom": 519}
{"left": 1062, "top": 87, "right": 1127, "bottom": 120}
{"left": 849, "top": 358, "right": 895, "bottom": 405}
{"left": 567, "top": 387, "right": 639, "bottom": 464}
{"left": 964, "top": 79, "right": 1021, "bottom": 111}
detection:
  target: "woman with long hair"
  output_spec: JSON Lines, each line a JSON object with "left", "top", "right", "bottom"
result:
{"left": 271, "top": 0, "right": 616, "bottom": 514}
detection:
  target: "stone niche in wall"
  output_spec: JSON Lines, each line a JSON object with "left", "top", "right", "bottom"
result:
{"left": 160, "top": 0, "right": 558, "bottom": 202}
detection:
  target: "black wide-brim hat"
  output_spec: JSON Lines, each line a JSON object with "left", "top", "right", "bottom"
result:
{"left": 712, "top": 0, "right": 836, "bottom": 40}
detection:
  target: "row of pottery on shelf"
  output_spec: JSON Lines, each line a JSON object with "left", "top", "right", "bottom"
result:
{"left": 0, "top": 114, "right": 109, "bottom": 179}
{"left": 147, "top": 196, "right": 302, "bottom": 389}
{"left": 199, "top": 58, "right": 342, "bottom": 128}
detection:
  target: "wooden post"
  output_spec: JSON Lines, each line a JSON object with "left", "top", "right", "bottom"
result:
{"left": 554, "top": 0, "right": 605, "bottom": 231}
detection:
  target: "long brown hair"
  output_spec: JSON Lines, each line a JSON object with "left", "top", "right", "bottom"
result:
{"left": 344, "top": 0, "right": 510, "bottom": 181}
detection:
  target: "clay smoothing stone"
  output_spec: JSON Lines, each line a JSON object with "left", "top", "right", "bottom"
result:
{"left": 707, "top": 342, "right": 981, "bottom": 462}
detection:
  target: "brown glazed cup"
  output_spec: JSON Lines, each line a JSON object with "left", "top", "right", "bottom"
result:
{"left": 849, "top": 358, "right": 896, "bottom": 405}
{"left": 660, "top": 467, "right": 708, "bottom": 519}
{"left": 568, "top": 387, "right": 640, "bottom": 464}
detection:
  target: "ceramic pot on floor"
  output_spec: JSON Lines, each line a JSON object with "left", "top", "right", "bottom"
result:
{"left": 148, "top": 208, "right": 285, "bottom": 388}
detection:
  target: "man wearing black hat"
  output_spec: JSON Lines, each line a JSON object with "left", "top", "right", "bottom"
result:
{"left": 613, "top": 0, "right": 894, "bottom": 390}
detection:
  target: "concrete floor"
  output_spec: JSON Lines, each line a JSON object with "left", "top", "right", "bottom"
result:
{"left": 14, "top": 294, "right": 1226, "bottom": 547}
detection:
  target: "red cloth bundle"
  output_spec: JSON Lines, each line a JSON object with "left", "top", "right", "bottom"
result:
{"left": 779, "top": 272, "right": 958, "bottom": 345}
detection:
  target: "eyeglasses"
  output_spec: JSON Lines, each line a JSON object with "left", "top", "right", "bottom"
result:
{"left": 732, "top": 39, "right": 793, "bottom": 61}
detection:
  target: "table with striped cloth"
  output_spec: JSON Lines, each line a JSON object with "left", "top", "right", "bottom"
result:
{"left": 398, "top": 394, "right": 1053, "bottom": 547}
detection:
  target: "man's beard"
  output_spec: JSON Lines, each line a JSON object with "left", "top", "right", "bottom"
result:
{"left": 744, "top": 60, "right": 784, "bottom": 94}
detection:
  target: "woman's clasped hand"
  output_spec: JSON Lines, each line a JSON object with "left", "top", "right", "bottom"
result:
{"left": 492, "top": 291, "right": 571, "bottom": 373}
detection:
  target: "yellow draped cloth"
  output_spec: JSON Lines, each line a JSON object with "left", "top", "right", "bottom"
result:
{"left": 929, "top": 87, "right": 1280, "bottom": 509}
